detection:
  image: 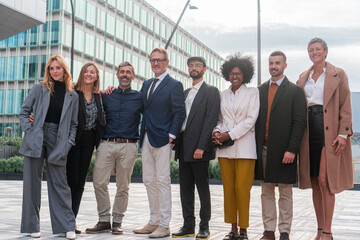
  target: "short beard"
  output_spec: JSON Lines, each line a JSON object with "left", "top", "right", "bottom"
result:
{"left": 118, "top": 77, "right": 131, "bottom": 87}
{"left": 190, "top": 71, "right": 204, "bottom": 80}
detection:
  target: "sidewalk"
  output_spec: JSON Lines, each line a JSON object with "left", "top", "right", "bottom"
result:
{"left": 0, "top": 180, "right": 359, "bottom": 239}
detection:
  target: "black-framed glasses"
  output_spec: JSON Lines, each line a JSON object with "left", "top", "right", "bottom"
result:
{"left": 229, "top": 72, "right": 243, "bottom": 77}
{"left": 149, "top": 58, "right": 167, "bottom": 64}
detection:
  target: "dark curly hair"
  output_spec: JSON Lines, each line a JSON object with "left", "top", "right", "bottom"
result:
{"left": 221, "top": 53, "right": 255, "bottom": 84}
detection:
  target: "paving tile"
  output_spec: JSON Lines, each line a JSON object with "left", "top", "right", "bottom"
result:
{"left": 0, "top": 180, "right": 359, "bottom": 239}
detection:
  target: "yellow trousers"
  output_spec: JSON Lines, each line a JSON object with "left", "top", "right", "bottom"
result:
{"left": 218, "top": 158, "right": 255, "bottom": 228}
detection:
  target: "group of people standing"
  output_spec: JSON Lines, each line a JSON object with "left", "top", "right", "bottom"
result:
{"left": 18, "top": 37, "right": 352, "bottom": 240}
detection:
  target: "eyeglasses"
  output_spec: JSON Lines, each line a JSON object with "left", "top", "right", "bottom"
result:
{"left": 188, "top": 64, "right": 203, "bottom": 69}
{"left": 229, "top": 72, "right": 243, "bottom": 77}
{"left": 149, "top": 58, "right": 167, "bottom": 64}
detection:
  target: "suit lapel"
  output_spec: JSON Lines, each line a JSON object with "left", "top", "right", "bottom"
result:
{"left": 60, "top": 89, "right": 72, "bottom": 124}
{"left": 232, "top": 84, "right": 249, "bottom": 117}
{"left": 147, "top": 75, "right": 169, "bottom": 105}
{"left": 40, "top": 87, "right": 50, "bottom": 124}
{"left": 259, "top": 80, "right": 270, "bottom": 121}
{"left": 323, "top": 62, "right": 340, "bottom": 108}
{"left": 270, "top": 77, "right": 288, "bottom": 113}
{"left": 185, "top": 82, "right": 207, "bottom": 129}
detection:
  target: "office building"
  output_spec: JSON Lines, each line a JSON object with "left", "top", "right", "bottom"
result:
{"left": 0, "top": 0, "right": 223, "bottom": 136}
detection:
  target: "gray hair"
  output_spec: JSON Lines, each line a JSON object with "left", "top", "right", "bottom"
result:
{"left": 308, "top": 37, "right": 328, "bottom": 51}
{"left": 117, "top": 61, "right": 135, "bottom": 74}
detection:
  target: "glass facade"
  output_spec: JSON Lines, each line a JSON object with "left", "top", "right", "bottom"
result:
{"left": 0, "top": 0, "right": 223, "bottom": 136}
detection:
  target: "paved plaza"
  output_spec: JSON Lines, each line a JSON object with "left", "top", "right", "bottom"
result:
{"left": 0, "top": 180, "right": 359, "bottom": 240}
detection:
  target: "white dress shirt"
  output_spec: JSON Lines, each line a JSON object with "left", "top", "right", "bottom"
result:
{"left": 181, "top": 80, "right": 204, "bottom": 131}
{"left": 304, "top": 68, "right": 325, "bottom": 107}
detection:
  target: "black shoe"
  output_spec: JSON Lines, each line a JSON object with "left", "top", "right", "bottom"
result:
{"left": 196, "top": 229, "right": 210, "bottom": 240}
{"left": 75, "top": 228, "right": 81, "bottom": 234}
{"left": 85, "top": 222, "right": 111, "bottom": 234}
{"left": 112, "top": 222, "right": 123, "bottom": 235}
{"left": 236, "top": 232, "right": 248, "bottom": 240}
{"left": 171, "top": 227, "right": 195, "bottom": 238}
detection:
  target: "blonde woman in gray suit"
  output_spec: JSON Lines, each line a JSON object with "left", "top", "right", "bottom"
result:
{"left": 19, "top": 55, "right": 78, "bottom": 239}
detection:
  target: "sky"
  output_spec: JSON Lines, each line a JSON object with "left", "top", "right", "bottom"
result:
{"left": 145, "top": 0, "right": 360, "bottom": 91}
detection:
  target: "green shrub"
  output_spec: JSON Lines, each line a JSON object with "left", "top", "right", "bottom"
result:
{"left": 88, "top": 157, "right": 95, "bottom": 175}
{"left": 0, "top": 156, "right": 223, "bottom": 181}
{"left": 0, "top": 156, "right": 24, "bottom": 173}
{"left": 209, "top": 160, "right": 221, "bottom": 179}
{"left": 132, "top": 158, "right": 142, "bottom": 177}
{"left": 170, "top": 160, "right": 179, "bottom": 178}
{"left": 0, "top": 136, "right": 22, "bottom": 146}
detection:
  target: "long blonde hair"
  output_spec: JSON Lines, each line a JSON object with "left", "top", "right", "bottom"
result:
{"left": 74, "top": 62, "right": 100, "bottom": 93}
{"left": 41, "top": 54, "right": 74, "bottom": 94}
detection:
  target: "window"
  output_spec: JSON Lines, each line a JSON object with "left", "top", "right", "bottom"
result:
{"left": 117, "top": 0, "right": 125, "bottom": 13}
{"left": 85, "top": 33, "right": 95, "bottom": 56}
{"left": 133, "top": 29, "right": 139, "bottom": 48}
{"left": 74, "top": 28, "right": 84, "bottom": 52}
{"left": 95, "top": 38, "right": 105, "bottom": 60}
{"left": 0, "top": 57, "right": 6, "bottom": 80}
{"left": 133, "top": 3, "right": 140, "bottom": 22}
{"left": 115, "top": 47, "right": 124, "bottom": 67}
{"left": 28, "top": 55, "right": 39, "bottom": 79}
{"left": 116, "top": 20, "right": 125, "bottom": 40}
{"left": 141, "top": 8, "right": 147, "bottom": 26}
{"left": 97, "top": 9, "right": 106, "bottom": 31}
{"left": 17, "top": 56, "right": 26, "bottom": 80}
{"left": 7, "top": 57, "right": 16, "bottom": 80}
{"left": 86, "top": 2, "right": 96, "bottom": 26}
{"left": 75, "top": 0, "right": 85, "bottom": 20}
{"left": 107, "top": 14, "right": 115, "bottom": 36}
{"left": 105, "top": 42, "right": 114, "bottom": 64}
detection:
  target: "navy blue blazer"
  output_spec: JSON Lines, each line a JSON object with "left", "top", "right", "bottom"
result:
{"left": 140, "top": 74, "right": 186, "bottom": 148}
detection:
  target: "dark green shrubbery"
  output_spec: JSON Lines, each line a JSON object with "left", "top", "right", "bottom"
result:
{"left": 0, "top": 156, "right": 24, "bottom": 173}
{"left": 0, "top": 156, "right": 222, "bottom": 180}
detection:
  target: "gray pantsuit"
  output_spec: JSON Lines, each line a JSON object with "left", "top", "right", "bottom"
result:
{"left": 21, "top": 123, "right": 75, "bottom": 234}
{"left": 19, "top": 83, "right": 79, "bottom": 234}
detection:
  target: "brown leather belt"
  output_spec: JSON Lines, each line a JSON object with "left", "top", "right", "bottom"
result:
{"left": 103, "top": 138, "right": 137, "bottom": 143}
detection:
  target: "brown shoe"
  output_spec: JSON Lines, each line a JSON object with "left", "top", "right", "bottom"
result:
{"left": 149, "top": 226, "right": 170, "bottom": 238}
{"left": 279, "top": 232, "right": 289, "bottom": 240}
{"left": 133, "top": 223, "right": 159, "bottom": 234}
{"left": 85, "top": 222, "right": 111, "bottom": 234}
{"left": 112, "top": 222, "right": 123, "bottom": 235}
{"left": 260, "top": 231, "right": 275, "bottom": 240}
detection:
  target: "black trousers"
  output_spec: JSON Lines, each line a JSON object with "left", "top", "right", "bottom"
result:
{"left": 179, "top": 158, "right": 211, "bottom": 230}
{"left": 66, "top": 130, "right": 96, "bottom": 217}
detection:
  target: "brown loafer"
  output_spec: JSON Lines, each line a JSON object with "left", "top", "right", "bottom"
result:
{"left": 260, "top": 230, "right": 275, "bottom": 240}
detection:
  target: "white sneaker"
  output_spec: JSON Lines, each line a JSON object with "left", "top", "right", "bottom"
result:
{"left": 30, "top": 232, "right": 41, "bottom": 238}
{"left": 66, "top": 231, "right": 76, "bottom": 239}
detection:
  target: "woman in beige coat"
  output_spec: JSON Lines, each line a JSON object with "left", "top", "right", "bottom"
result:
{"left": 297, "top": 38, "right": 353, "bottom": 240}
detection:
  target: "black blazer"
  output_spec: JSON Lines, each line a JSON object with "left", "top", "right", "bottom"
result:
{"left": 175, "top": 82, "right": 220, "bottom": 162}
{"left": 75, "top": 91, "right": 105, "bottom": 148}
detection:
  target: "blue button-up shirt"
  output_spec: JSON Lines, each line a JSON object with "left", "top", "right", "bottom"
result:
{"left": 102, "top": 87, "right": 143, "bottom": 139}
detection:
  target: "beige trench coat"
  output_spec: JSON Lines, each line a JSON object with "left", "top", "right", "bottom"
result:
{"left": 296, "top": 62, "right": 353, "bottom": 194}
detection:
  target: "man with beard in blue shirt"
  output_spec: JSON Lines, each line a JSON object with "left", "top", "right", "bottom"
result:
{"left": 86, "top": 61, "right": 143, "bottom": 235}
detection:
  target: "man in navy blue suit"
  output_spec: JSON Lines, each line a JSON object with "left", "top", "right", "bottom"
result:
{"left": 133, "top": 48, "right": 186, "bottom": 238}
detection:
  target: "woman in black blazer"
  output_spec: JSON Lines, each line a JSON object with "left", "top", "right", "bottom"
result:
{"left": 66, "top": 62, "right": 105, "bottom": 233}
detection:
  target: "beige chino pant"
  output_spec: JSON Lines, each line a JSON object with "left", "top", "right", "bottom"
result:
{"left": 141, "top": 133, "right": 172, "bottom": 228}
{"left": 261, "top": 147, "right": 293, "bottom": 234}
{"left": 93, "top": 140, "right": 137, "bottom": 223}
